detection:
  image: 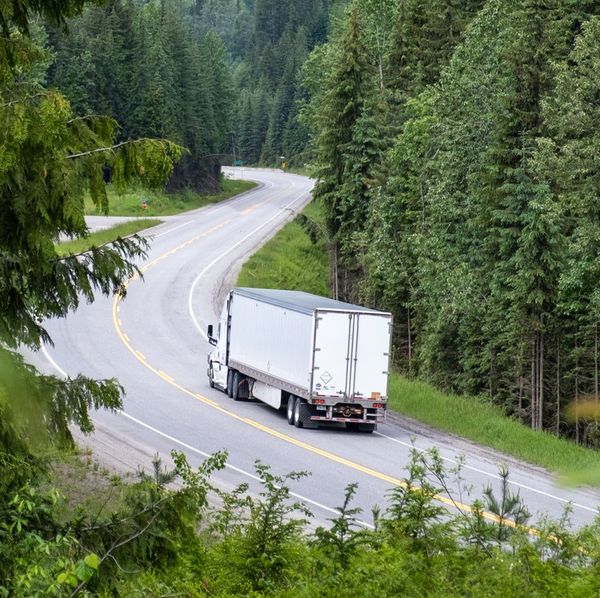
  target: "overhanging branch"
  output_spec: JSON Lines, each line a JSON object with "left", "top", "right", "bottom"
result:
{"left": 65, "top": 138, "right": 155, "bottom": 160}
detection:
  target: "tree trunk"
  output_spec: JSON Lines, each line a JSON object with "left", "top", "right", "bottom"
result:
{"left": 556, "top": 340, "right": 560, "bottom": 437}
{"left": 407, "top": 309, "right": 412, "bottom": 376}
{"left": 531, "top": 331, "right": 544, "bottom": 432}
{"left": 518, "top": 345, "right": 524, "bottom": 413}
{"left": 331, "top": 243, "right": 338, "bottom": 300}
{"left": 531, "top": 338, "right": 536, "bottom": 429}
{"left": 538, "top": 332, "right": 544, "bottom": 431}
{"left": 575, "top": 337, "right": 580, "bottom": 444}
{"left": 595, "top": 323, "right": 598, "bottom": 419}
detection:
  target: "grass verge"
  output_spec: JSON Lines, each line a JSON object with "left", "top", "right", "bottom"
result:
{"left": 236, "top": 198, "right": 600, "bottom": 485}
{"left": 56, "top": 219, "right": 162, "bottom": 256}
{"left": 85, "top": 178, "right": 257, "bottom": 217}
{"left": 237, "top": 199, "right": 329, "bottom": 295}
{"left": 389, "top": 376, "right": 600, "bottom": 485}
{"left": 46, "top": 448, "right": 131, "bottom": 525}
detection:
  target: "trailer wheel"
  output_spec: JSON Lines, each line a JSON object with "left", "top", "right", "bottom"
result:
{"left": 226, "top": 370, "right": 233, "bottom": 398}
{"left": 293, "top": 398, "right": 304, "bottom": 428}
{"left": 232, "top": 371, "right": 242, "bottom": 401}
{"left": 286, "top": 396, "right": 296, "bottom": 425}
{"left": 358, "top": 423, "right": 376, "bottom": 433}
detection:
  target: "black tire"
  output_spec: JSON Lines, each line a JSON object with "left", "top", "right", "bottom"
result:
{"left": 293, "top": 398, "right": 304, "bottom": 428}
{"left": 358, "top": 423, "right": 376, "bottom": 433}
{"left": 232, "top": 371, "right": 241, "bottom": 401}
{"left": 226, "top": 370, "right": 233, "bottom": 398}
{"left": 208, "top": 364, "right": 215, "bottom": 388}
{"left": 286, "top": 396, "right": 296, "bottom": 425}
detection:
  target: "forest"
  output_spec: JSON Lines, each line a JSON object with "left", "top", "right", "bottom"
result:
{"left": 3, "top": 0, "right": 600, "bottom": 594}
{"left": 303, "top": 0, "right": 600, "bottom": 447}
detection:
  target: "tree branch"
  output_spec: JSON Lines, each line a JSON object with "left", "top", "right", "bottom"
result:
{"left": 70, "top": 502, "right": 166, "bottom": 597}
{"left": 65, "top": 138, "right": 156, "bottom": 159}
{"left": 66, "top": 114, "right": 101, "bottom": 125}
{"left": 53, "top": 235, "right": 148, "bottom": 262}
{"left": 0, "top": 91, "right": 49, "bottom": 108}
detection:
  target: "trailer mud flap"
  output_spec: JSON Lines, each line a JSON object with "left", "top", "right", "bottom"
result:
{"left": 297, "top": 402, "right": 318, "bottom": 429}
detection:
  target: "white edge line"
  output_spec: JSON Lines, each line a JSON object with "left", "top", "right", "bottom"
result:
{"left": 41, "top": 344, "right": 68, "bottom": 378}
{"left": 47, "top": 309, "right": 593, "bottom": 516}
{"left": 375, "top": 431, "right": 596, "bottom": 513}
{"left": 152, "top": 220, "right": 194, "bottom": 238}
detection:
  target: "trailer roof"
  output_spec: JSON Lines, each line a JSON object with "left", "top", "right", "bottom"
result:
{"left": 235, "top": 288, "right": 390, "bottom": 316}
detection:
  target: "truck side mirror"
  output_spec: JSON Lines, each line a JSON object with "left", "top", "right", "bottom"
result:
{"left": 207, "top": 324, "right": 217, "bottom": 346}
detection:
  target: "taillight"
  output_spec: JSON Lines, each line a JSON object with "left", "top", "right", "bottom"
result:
{"left": 314, "top": 398, "right": 326, "bottom": 405}
{"left": 372, "top": 403, "right": 383, "bottom": 409}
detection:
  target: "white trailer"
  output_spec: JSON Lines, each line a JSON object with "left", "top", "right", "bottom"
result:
{"left": 207, "top": 288, "right": 392, "bottom": 432}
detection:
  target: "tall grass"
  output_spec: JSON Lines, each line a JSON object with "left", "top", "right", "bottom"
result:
{"left": 390, "top": 376, "right": 600, "bottom": 482}
{"left": 85, "top": 179, "right": 257, "bottom": 217}
{"left": 237, "top": 200, "right": 329, "bottom": 295}
{"left": 237, "top": 198, "right": 600, "bottom": 483}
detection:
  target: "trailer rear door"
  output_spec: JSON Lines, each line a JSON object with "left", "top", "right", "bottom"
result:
{"left": 312, "top": 310, "right": 391, "bottom": 400}
{"left": 351, "top": 313, "right": 391, "bottom": 399}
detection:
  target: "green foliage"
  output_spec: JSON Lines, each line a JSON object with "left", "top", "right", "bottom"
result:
{"left": 206, "top": 461, "right": 312, "bottom": 594}
{"left": 4, "top": 429, "right": 600, "bottom": 595}
{"left": 387, "top": 374, "right": 600, "bottom": 483}
{"left": 313, "top": 483, "right": 375, "bottom": 570}
{"left": 228, "top": 0, "right": 339, "bottom": 165}
{"left": 50, "top": 0, "right": 234, "bottom": 193}
{"left": 302, "top": 0, "right": 600, "bottom": 445}
{"left": 383, "top": 447, "right": 448, "bottom": 554}
{"left": 0, "top": 2, "right": 186, "bottom": 499}
{"left": 482, "top": 465, "right": 530, "bottom": 543}
{"left": 0, "top": 348, "right": 124, "bottom": 452}
{"left": 0, "top": 49, "right": 183, "bottom": 348}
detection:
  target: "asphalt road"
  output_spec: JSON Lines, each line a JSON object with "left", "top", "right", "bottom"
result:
{"left": 39, "top": 167, "right": 600, "bottom": 531}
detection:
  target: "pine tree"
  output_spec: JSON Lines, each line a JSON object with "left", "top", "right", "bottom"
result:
{"left": 387, "top": 0, "right": 484, "bottom": 97}
{"left": 0, "top": 0, "right": 183, "bottom": 439}
{"left": 312, "top": 4, "right": 375, "bottom": 299}
{"left": 540, "top": 16, "right": 600, "bottom": 444}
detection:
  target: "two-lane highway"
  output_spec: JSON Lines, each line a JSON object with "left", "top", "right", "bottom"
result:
{"left": 41, "top": 168, "right": 600, "bottom": 530}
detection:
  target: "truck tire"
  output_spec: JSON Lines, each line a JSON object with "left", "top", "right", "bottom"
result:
{"left": 208, "top": 364, "right": 215, "bottom": 388}
{"left": 227, "top": 370, "right": 233, "bottom": 398}
{"left": 232, "top": 371, "right": 242, "bottom": 401}
{"left": 286, "top": 396, "right": 296, "bottom": 425}
{"left": 293, "top": 398, "right": 304, "bottom": 428}
{"left": 358, "top": 423, "right": 376, "bottom": 433}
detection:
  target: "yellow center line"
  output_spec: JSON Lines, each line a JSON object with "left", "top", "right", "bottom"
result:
{"left": 111, "top": 212, "right": 534, "bottom": 533}
{"left": 158, "top": 370, "right": 175, "bottom": 383}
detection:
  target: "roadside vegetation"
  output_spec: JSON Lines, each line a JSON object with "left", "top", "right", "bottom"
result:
{"left": 6, "top": 427, "right": 600, "bottom": 596}
{"left": 84, "top": 178, "right": 256, "bottom": 217}
{"left": 237, "top": 200, "right": 329, "bottom": 296}
{"left": 58, "top": 178, "right": 256, "bottom": 256}
{"left": 55, "top": 219, "right": 162, "bottom": 256}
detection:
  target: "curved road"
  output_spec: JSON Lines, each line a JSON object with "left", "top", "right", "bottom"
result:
{"left": 40, "top": 167, "right": 600, "bottom": 530}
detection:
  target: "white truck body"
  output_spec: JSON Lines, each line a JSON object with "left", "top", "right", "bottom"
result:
{"left": 207, "top": 288, "right": 392, "bottom": 430}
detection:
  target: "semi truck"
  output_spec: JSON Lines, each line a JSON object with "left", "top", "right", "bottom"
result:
{"left": 206, "top": 288, "right": 392, "bottom": 432}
